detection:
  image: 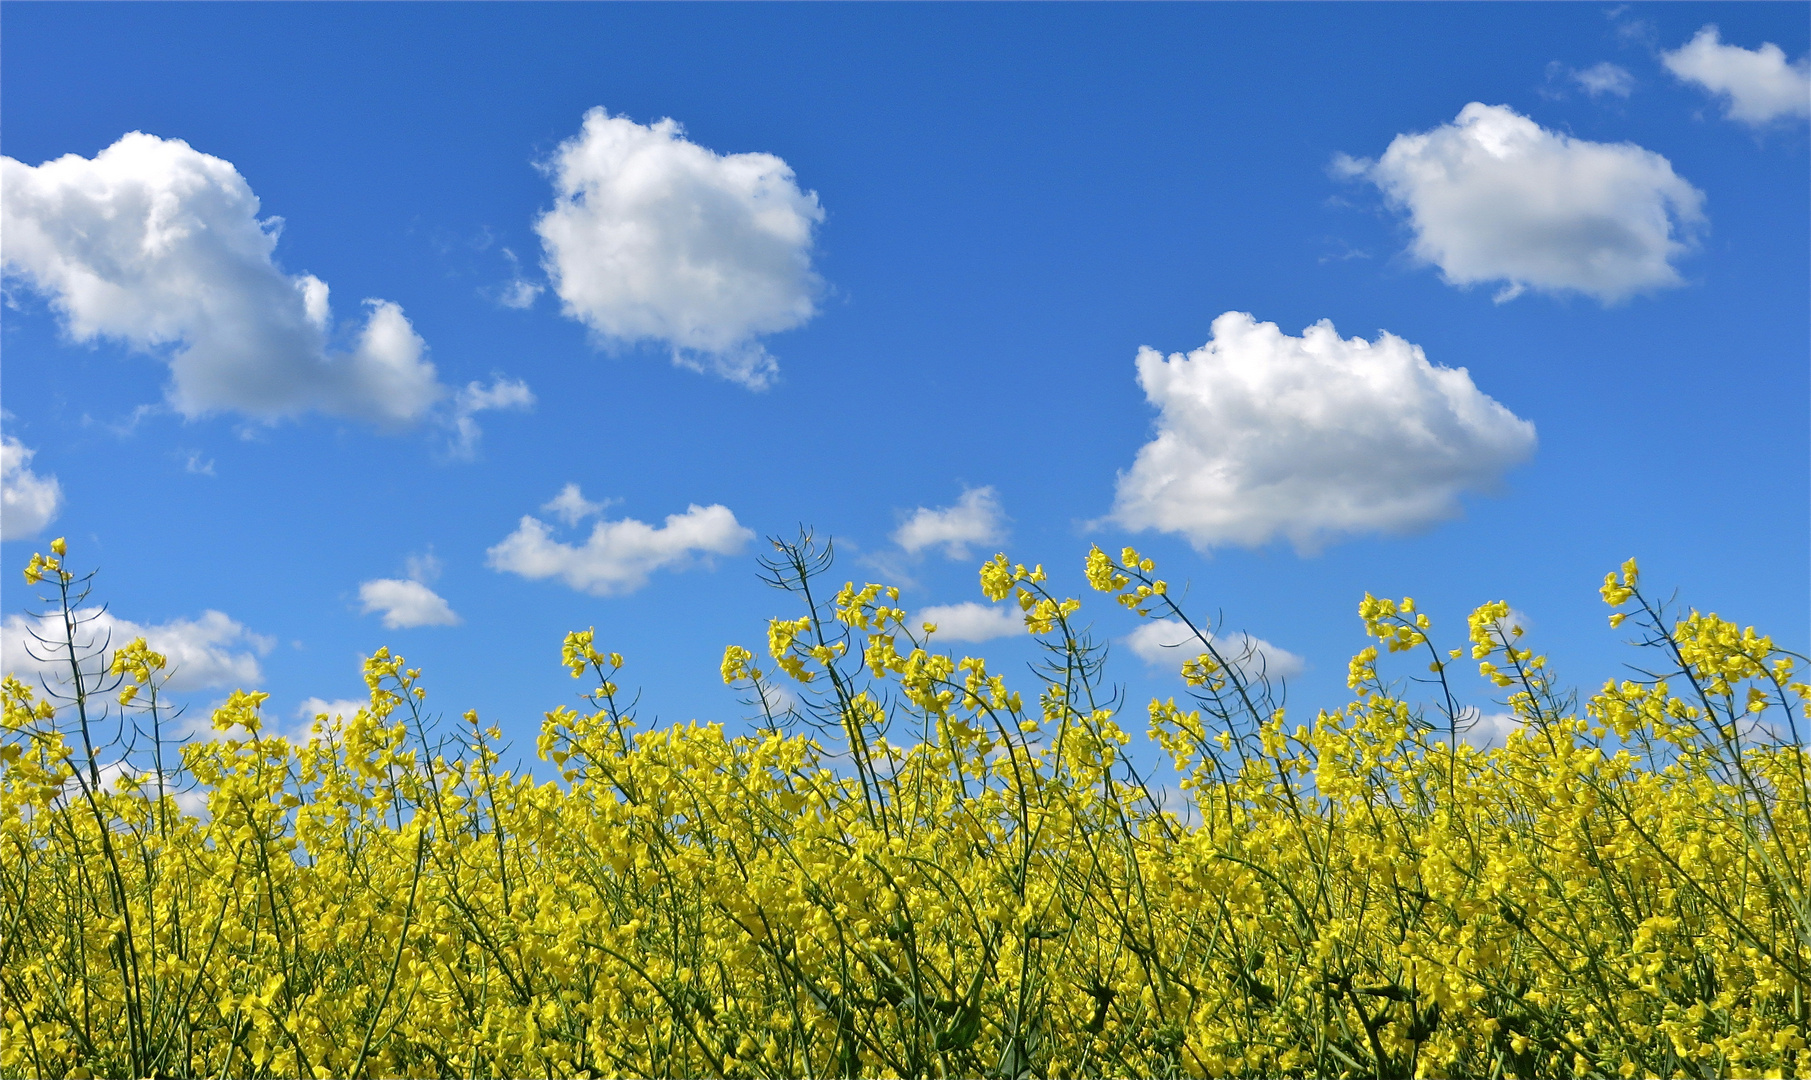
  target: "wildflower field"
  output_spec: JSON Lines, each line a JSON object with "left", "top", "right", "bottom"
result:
{"left": 2, "top": 536, "right": 1807, "bottom": 1080}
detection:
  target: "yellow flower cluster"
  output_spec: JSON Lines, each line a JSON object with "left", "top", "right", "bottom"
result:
{"left": 4, "top": 538, "right": 1807, "bottom": 1079}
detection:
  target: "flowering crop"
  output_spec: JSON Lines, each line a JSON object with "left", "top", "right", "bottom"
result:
{"left": 3, "top": 536, "right": 1806, "bottom": 1078}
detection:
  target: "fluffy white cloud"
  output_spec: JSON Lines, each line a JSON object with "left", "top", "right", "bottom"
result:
{"left": 1663, "top": 26, "right": 1811, "bottom": 126}
{"left": 487, "top": 497, "right": 754, "bottom": 596}
{"left": 916, "top": 601, "right": 1025, "bottom": 643}
{"left": 358, "top": 578, "right": 460, "bottom": 629}
{"left": 1124, "top": 618, "right": 1305, "bottom": 681}
{"left": 1572, "top": 62, "right": 1635, "bottom": 98}
{"left": 893, "top": 487, "right": 1006, "bottom": 559}
{"left": 1, "top": 132, "right": 451, "bottom": 424}
{"left": 1, "top": 436, "right": 62, "bottom": 540}
{"left": 1112, "top": 312, "right": 1536, "bottom": 552}
{"left": 445, "top": 376, "right": 536, "bottom": 459}
{"left": 1340, "top": 103, "right": 1706, "bottom": 303}
{"left": 2, "top": 607, "right": 272, "bottom": 694}
{"left": 534, "top": 108, "right": 825, "bottom": 389}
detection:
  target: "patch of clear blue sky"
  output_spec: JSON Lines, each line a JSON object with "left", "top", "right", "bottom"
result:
{"left": 3, "top": 3, "right": 1805, "bottom": 758}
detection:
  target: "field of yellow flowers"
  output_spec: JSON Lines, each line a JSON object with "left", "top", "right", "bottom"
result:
{"left": 3, "top": 536, "right": 1806, "bottom": 1079}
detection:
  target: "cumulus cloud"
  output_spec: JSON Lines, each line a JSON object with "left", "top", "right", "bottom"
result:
{"left": 358, "top": 578, "right": 460, "bottom": 629}
{"left": 1663, "top": 26, "right": 1811, "bottom": 126}
{"left": 2, "top": 607, "right": 272, "bottom": 694}
{"left": 486, "top": 496, "right": 754, "bottom": 596}
{"left": 917, "top": 602, "right": 1026, "bottom": 643}
{"left": 1124, "top": 619, "right": 1306, "bottom": 681}
{"left": 445, "top": 376, "right": 536, "bottom": 459}
{"left": 1111, "top": 312, "right": 1536, "bottom": 552}
{"left": 534, "top": 108, "right": 826, "bottom": 389}
{"left": 1339, "top": 103, "right": 1706, "bottom": 303}
{"left": 1, "top": 435, "right": 63, "bottom": 540}
{"left": 0, "top": 132, "right": 463, "bottom": 425}
{"left": 893, "top": 487, "right": 1007, "bottom": 559}
{"left": 358, "top": 547, "right": 459, "bottom": 629}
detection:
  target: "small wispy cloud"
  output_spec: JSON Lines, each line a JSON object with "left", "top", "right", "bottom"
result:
{"left": 492, "top": 247, "right": 544, "bottom": 310}
{"left": 1573, "top": 61, "right": 1635, "bottom": 98}
{"left": 444, "top": 376, "right": 535, "bottom": 460}
{"left": 178, "top": 449, "right": 216, "bottom": 476}
{"left": 542, "top": 483, "right": 611, "bottom": 526}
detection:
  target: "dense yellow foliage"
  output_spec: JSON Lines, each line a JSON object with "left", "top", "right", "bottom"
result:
{"left": 3, "top": 538, "right": 1807, "bottom": 1078}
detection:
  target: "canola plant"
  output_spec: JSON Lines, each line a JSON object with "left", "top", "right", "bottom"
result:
{"left": 2, "top": 536, "right": 1806, "bottom": 1078}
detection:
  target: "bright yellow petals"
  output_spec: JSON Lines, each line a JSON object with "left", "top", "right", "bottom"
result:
{"left": 720, "top": 644, "right": 754, "bottom": 685}
{"left": 209, "top": 688, "right": 269, "bottom": 733}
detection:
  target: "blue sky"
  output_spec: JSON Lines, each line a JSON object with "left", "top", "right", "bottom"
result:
{"left": 3, "top": 3, "right": 1806, "bottom": 759}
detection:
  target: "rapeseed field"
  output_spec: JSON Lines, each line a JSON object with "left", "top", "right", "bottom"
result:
{"left": 3, "top": 536, "right": 1806, "bottom": 1078}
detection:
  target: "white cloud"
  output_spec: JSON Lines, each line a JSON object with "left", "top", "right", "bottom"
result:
{"left": 493, "top": 247, "right": 544, "bottom": 309}
{"left": 1572, "top": 62, "right": 1635, "bottom": 98}
{"left": 534, "top": 108, "right": 825, "bottom": 389}
{"left": 498, "top": 279, "right": 543, "bottom": 309}
{"left": 1124, "top": 619, "right": 1199, "bottom": 665}
{"left": 1124, "top": 618, "right": 1305, "bottom": 681}
{"left": 1663, "top": 26, "right": 1811, "bottom": 126}
{"left": 916, "top": 602, "right": 1026, "bottom": 643}
{"left": 179, "top": 449, "right": 216, "bottom": 476}
{"left": 1, "top": 435, "right": 63, "bottom": 540}
{"left": 1494, "top": 607, "right": 1534, "bottom": 640}
{"left": 1, "top": 132, "right": 453, "bottom": 424}
{"left": 445, "top": 376, "right": 536, "bottom": 459}
{"left": 542, "top": 482, "right": 609, "bottom": 526}
{"left": 1111, "top": 312, "right": 1537, "bottom": 552}
{"left": 1454, "top": 710, "right": 1526, "bottom": 752}
{"left": 893, "top": 487, "right": 1006, "bottom": 559}
{"left": 358, "top": 578, "right": 460, "bottom": 629}
{"left": 486, "top": 498, "right": 754, "bottom": 597}
{"left": 1342, "top": 103, "right": 1706, "bottom": 303}
{"left": 404, "top": 550, "right": 443, "bottom": 585}
{"left": 2, "top": 607, "right": 272, "bottom": 694}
